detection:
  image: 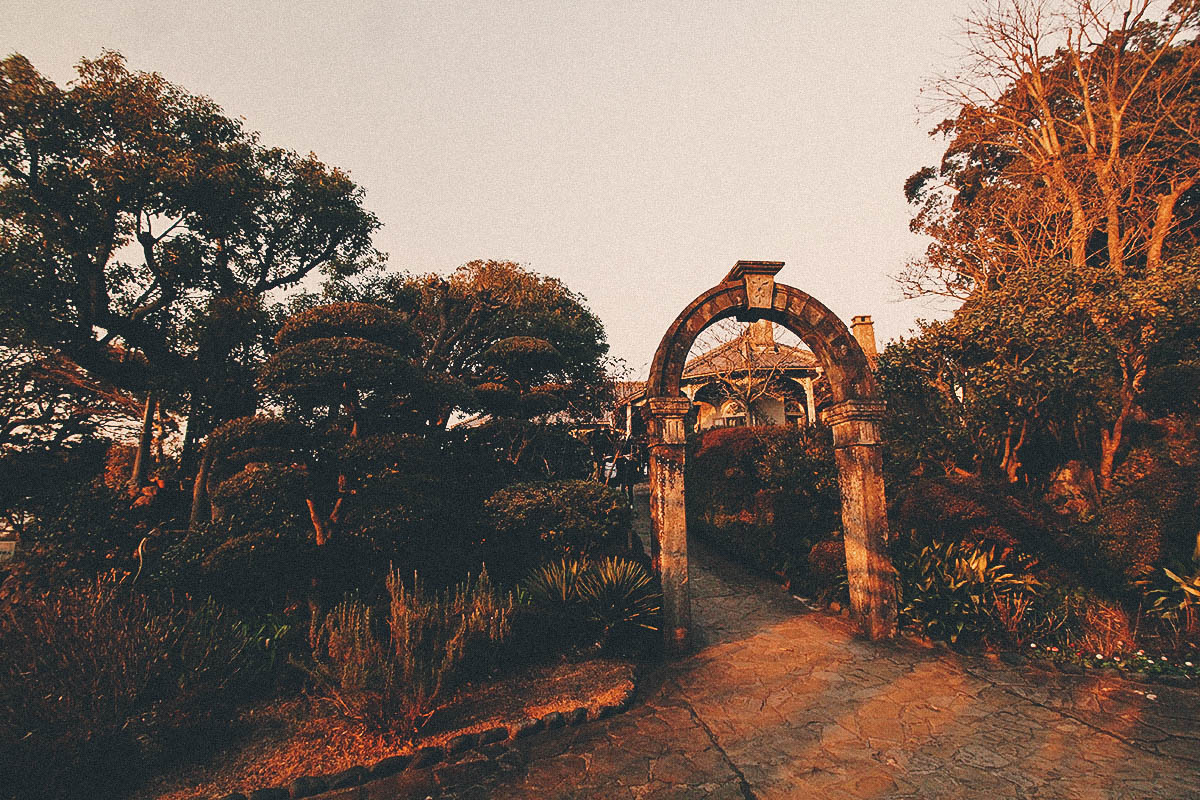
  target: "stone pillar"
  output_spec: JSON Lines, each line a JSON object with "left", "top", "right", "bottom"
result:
{"left": 824, "top": 399, "right": 897, "bottom": 639}
{"left": 645, "top": 396, "right": 693, "bottom": 653}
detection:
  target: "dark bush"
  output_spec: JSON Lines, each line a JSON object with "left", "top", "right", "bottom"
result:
{"left": 210, "top": 461, "right": 311, "bottom": 534}
{"left": 0, "top": 576, "right": 282, "bottom": 800}
{"left": 485, "top": 480, "right": 632, "bottom": 574}
{"left": 1070, "top": 419, "right": 1200, "bottom": 593}
{"left": 890, "top": 476, "right": 1053, "bottom": 554}
{"left": 158, "top": 523, "right": 318, "bottom": 611}
{"left": 459, "top": 418, "right": 592, "bottom": 481}
{"left": 2, "top": 478, "right": 145, "bottom": 600}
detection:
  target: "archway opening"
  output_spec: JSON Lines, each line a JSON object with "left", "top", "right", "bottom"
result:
{"left": 645, "top": 261, "right": 898, "bottom": 653}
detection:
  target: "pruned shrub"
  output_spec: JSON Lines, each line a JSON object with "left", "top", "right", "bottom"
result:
{"left": 210, "top": 461, "right": 311, "bottom": 533}
{"left": 274, "top": 301, "right": 418, "bottom": 353}
{"left": 0, "top": 575, "right": 280, "bottom": 800}
{"left": 485, "top": 480, "right": 632, "bottom": 572}
{"left": 301, "top": 567, "right": 513, "bottom": 735}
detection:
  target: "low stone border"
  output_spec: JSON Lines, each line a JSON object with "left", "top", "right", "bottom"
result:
{"left": 210, "top": 683, "right": 637, "bottom": 800}
{"left": 996, "top": 651, "right": 1198, "bottom": 689}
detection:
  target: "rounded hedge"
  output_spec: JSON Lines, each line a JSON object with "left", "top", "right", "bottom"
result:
{"left": 274, "top": 302, "right": 417, "bottom": 353}
{"left": 485, "top": 479, "right": 631, "bottom": 565}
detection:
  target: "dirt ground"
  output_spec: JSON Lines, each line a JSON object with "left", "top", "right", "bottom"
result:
{"left": 131, "top": 657, "right": 635, "bottom": 800}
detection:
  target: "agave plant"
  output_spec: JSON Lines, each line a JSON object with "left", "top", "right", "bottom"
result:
{"left": 579, "top": 557, "right": 662, "bottom": 646}
{"left": 522, "top": 556, "right": 661, "bottom": 651}
{"left": 523, "top": 557, "right": 590, "bottom": 608}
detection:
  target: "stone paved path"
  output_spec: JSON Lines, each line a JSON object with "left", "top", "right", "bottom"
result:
{"left": 446, "top": 491, "right": 1200, "bottom": 799}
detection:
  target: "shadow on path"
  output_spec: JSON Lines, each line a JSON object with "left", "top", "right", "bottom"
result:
{"left": 447, "top": 487, "right": 1200, "bottom": 799}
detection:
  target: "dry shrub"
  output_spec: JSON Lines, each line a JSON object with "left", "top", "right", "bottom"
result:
{"left": 0, "top": 574, "right": 272, "bottom": 800}
{"left": 303, "top": 567, "right": 513, "bottom": 736}
{"left": 103, "top": 443, "right": 138, "bottom": 493}
{"left": 1069, "top": 596, "right": 1134, "bottom": 656}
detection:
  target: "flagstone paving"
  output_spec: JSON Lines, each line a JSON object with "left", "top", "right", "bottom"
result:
{"left": 442, "top": 492, "right": 1200, "bottom": 799}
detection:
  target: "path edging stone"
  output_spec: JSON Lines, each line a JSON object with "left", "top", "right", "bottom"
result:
{"left": 208, "top": 682, "right": 637, "bottom": 800}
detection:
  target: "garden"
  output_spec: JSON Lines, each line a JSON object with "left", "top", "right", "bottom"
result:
{"left": 0, "top": 286, "right": 661, "bottom": 800}
{"left": 0, "top": 54, "right": 658, "bottom": 795}
{"left": 5, "top": 3, "right": 1200, "bottom": 796}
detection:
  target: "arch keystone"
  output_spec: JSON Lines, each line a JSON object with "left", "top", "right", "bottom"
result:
{"left": 725, "top": 260, "right": 783, "bottom": 310}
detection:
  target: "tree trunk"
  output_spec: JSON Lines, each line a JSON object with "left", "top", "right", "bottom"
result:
{"left": 154, "top": 400, "right": 167, "bottom": 465}
{"left": 129, "top": 391, "right": 157, "bottom": 491}
{"left": 180, "top": 392, "right": 204, "bottom": 477}
{"left": 307, "top": 499, "right": 329, "bottom": 546}
{"left": 306, "top": 496, "right": 343, "bottom": 547}
{"left": 999, "top": 418, "right": 1027, "bottom": 483}
{"left": 189, "top": 444, "right": 213, "bottom": 530}
{"left": 1099, "top": 387, "right": 1135, "bottom": 493}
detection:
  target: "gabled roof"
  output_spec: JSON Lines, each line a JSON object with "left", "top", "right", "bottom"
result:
{"left": 681, "top": 338, "right": 818, "bottom": 379}
{"left": 612, "top": 332, "right": 819, "bottom": 410}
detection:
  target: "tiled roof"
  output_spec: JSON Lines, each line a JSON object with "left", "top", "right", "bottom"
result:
{"left": 681, "top": 338, "right": 818, "bottom": 378}
{"left": 612, "top": 380, "right": 646, "bottom": 402}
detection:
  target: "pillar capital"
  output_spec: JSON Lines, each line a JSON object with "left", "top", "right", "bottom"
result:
{"left": 644, "top": 396, "right": 692, "bottom": 445}
{"left": 645, "top": 396, "right": 692, "bottom": 418}
{"left": 823, "top": 399, "right": 886, "bottom": 448}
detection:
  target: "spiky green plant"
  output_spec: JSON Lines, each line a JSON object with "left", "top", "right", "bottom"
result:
{"left": 578, "top": 556, "right": 661, "bottom": 647}
{"left": 523, "top": 557, "right": 590, "bottom": 607}
{"left": 522, "top": 556, "right": 660, "bottom": 651}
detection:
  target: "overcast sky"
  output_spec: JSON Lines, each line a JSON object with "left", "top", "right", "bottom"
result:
{"left": 4, "top": 0, "right": 966, "bottom": 375}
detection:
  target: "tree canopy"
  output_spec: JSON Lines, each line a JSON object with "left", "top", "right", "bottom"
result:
{"left": 321, "top": 259, "right": 614, "bottom": 428}
{"left": 0, "top": 51, "right": 380, "bottom": 444}
{"left": 896, "top": 0, "right": 1200, "bottom": 489}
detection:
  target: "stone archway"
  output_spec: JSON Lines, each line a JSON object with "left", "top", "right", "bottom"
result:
{"left": 645, "top": 261, "right": 898, "bottom": 652}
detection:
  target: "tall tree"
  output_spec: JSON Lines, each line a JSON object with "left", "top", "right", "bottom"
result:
{"left": 0, "top": 51, "right": 381, "bottom": 484}
{"left": 903, "top": 0, "right": 1200, "bottom": 489}
{"left": 322, "top": 260, "right": 613, "bottom": 428}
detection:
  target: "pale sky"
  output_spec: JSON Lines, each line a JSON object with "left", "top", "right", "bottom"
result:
{"left": 4, "top": 0, "right": 965, "bottom": 375}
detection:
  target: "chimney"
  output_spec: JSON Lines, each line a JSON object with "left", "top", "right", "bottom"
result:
{"left": 747, "top": 319, "right": 775, "bottom": 347}
{"left": 851, "top": 315, "right": 877, "bottom": 362}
